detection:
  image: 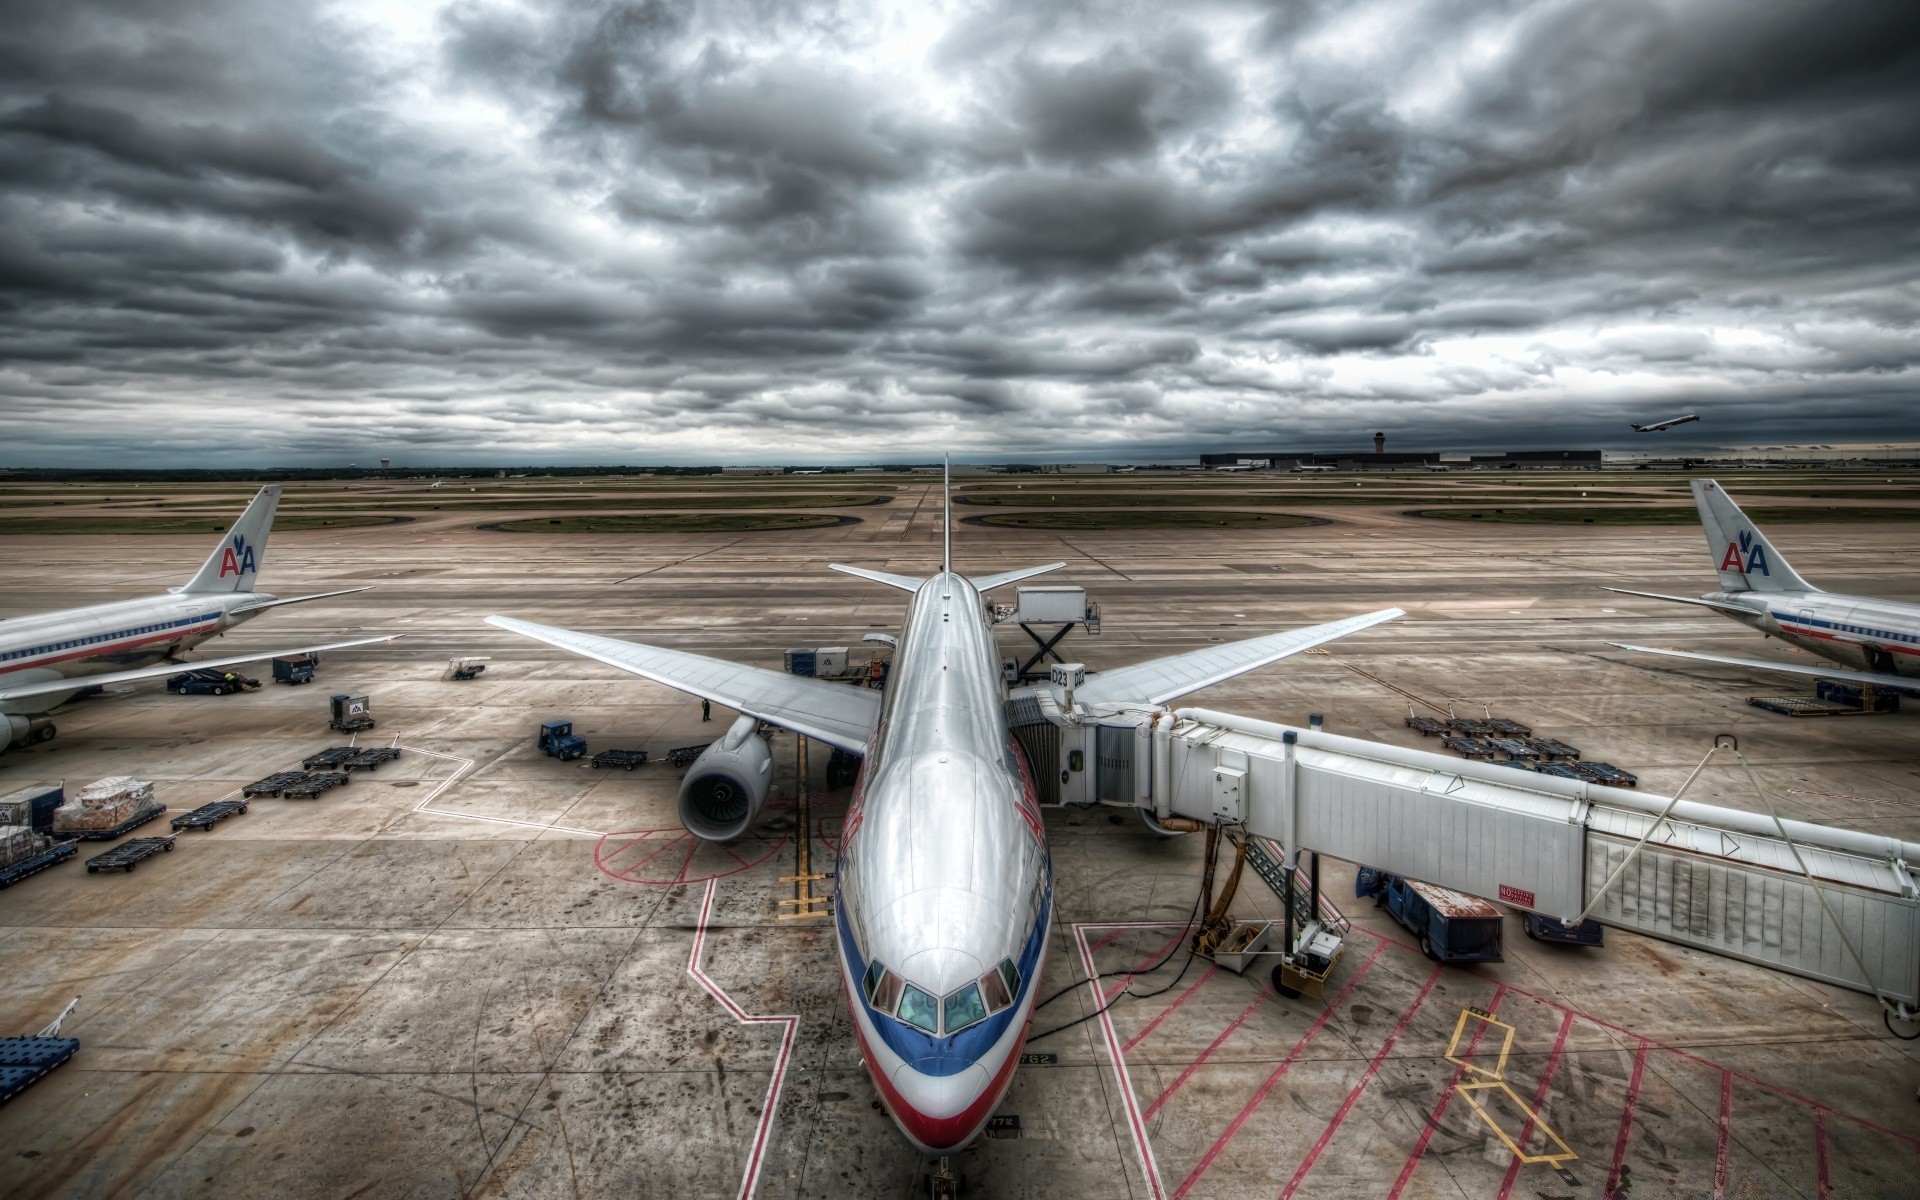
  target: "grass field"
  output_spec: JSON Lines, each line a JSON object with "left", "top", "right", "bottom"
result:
{"left": 1408, "top": 506, "right": 1920, "bottom": 525}
{"left": 485, "top": 513, "right": 851, "bottom": 533}
{"left": 0, "top": 514, "right": 404, "bottom": 534}
{"left": 967, "top": 510, "right": 1320, "bottom": 530}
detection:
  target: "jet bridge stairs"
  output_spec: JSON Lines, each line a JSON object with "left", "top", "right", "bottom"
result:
{"left": 1011, "top": 690, "right": 1920, "bottom": 1018}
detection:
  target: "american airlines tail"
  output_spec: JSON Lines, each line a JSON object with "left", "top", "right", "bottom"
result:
{"left": 181, "top": 485, "right": 281, "bottom": 594}
{"left": 1692, "top": 479, "right": 1816, "bottom": 594}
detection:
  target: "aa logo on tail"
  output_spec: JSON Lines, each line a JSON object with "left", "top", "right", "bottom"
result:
{"left": 1719, "top": 529, "right": 1769, "bottom": 576}
{"left": 217, "top": 534, "right": 258, "bottom": 579}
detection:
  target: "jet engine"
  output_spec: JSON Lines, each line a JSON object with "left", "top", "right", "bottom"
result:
{"left": 3, "top": 714, "right": 56, "bottom": 749}
{"left": 677, "top": 715, "right": 772, "bottom": 841}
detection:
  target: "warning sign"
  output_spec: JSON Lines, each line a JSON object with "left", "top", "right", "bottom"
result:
{"left": 1498, "top": 884, "right": 1534, "bottom": 907}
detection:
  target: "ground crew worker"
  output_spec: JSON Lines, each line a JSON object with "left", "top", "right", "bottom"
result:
{"left": 701, "top": 698, "right": 711, "bottom": 722}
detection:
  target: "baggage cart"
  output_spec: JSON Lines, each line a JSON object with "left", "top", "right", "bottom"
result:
{"left": 665, "top": 744, "right": 711, "bottom": 768}
{"left": 85, "top": 836, "right": 175, "bottom": 873}
{"left": 0, "top": 841, "right": 77, "bottom": 889}
{"left": 302, "top": 747, "right": 359, "bottom": 770}
{"left": 343, "top": 747, "right": 401, "bottom": 772}
{"left": 0, "top": 1036, "right": 80, "bottom": 1106}
{"left": 280, "top": 772, "right": 348, "bottom": 800}
{"left": 171, "top": 800, "right": 250, "bottom": 831}
{"left": 591, "top": 749, "right": 648, "bottom": 770}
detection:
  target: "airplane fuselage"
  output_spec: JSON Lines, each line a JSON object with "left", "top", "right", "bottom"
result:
{"left": 1699, "top": 590, "right": 1920, "bottom": 678}
{"left": 0, "top": 593, "right": 276, "bottom": 713}
{"left": 833, "top": 569, "right": 1052, "bottom": 1153}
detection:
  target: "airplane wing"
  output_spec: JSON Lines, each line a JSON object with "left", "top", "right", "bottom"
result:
{"left": 971, "top": 563, "right": 1066, "bottom": 591}
{"left": 486, "top": 615, "right": 879, "bottom": 753}
{"left": 0, "top": 635, "right": 401, "bottom": 702}
{"left": 1600, "top": 587, "right": 1757, "bottom": 615}
{"left": 1607, "top": 643, "right": 1919, "bottom": 690}
{"left": 1073, "top": 608, "right": 1403, "bottom": 707}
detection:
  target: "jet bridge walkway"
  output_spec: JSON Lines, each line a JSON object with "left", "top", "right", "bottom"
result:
{"left": 1024, "top": 692, "right": 1920, "bottom": 1014}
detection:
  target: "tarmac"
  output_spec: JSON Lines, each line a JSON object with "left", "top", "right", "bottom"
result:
{"left": 1, "top": 480, "right": 1917, "bottom": 1198}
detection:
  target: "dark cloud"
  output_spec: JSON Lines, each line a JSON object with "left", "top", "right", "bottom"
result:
{"left": 0, "top": 0, "right": 1916, "bottom": 464}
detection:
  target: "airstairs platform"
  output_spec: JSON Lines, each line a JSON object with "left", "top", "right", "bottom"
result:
{"left": 1017, "top": 691, "right": 1920, "bottom": 1015}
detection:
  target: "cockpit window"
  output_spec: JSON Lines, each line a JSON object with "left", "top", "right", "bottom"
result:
{"left": 978, "top": 964, "right": 1012, "bottom": 1013}
{"left": 863, "top": 959, "right": 884, "bottom": 1001}
{"left": 897, "top": 983, "right": 939, "bottom": 1034}
{"left": 943, "top": 982, "right": 987, "bottom": 1034}
{"left": 998, "top": 958, "right": 1021, "bottom": 1000}
{"left": 870, "top": 969, "right": 904, "bottom": 1016}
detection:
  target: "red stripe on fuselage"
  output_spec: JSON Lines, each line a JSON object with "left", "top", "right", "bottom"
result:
{"left": 0, "top": 622, "right": 218, "bottom": 677}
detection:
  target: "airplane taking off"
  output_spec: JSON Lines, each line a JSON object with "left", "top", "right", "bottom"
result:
{"left": 0, "top": 485, "right": 394, "bottom": 747}
{"left": 1630, "top": 413, "right": 1700, "bottom": 432}
{"left": 486, "top": 462, "right": 1401, "bottom": 1154}
{"left": 1607, "top": 479, "right": 1920, "bottom": 688}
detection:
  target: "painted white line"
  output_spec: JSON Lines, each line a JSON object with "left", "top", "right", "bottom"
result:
{"left": 689, "top": 877, "right": 799, "bottom": 1200}
{"left": 397, "top": 743, "right": 604, "bottom": 837}
{"left": 1075, "top": 921, "right": 1168, "bottom": 1200}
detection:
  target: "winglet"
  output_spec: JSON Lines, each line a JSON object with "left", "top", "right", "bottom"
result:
{"left": 181, "top": 485, "right": 280, "bottom": 594}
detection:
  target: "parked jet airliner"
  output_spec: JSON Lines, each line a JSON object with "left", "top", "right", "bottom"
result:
{"left": 0, "top": 485, "right": 394, "bottom": 747}
{"left": 487, "top": 463, "right": 1401, "bottom": 1153}
{"left": 1607, "top": 479, "right": 1920, "bottom": 688}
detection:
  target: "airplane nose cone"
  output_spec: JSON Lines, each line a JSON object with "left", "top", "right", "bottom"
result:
{"left": 885, "top": 1060, "right": 994, "bottom": 1152}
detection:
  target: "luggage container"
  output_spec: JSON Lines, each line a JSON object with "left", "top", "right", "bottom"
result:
{"left": 0, "top": 783, "right": 63, "bottom": 834}
{"left": 329, "top": 693, "right": 375, "bottom": 732}
{"left": 1009, "top": 586, "right": 1088, "bottom": 625}
{"left": 784, "top": 649, "right": 817, "bottom": 677}
{"left": 814, "top": 647, "right": 850, "bottom": 677}
{"left": 272, "top": 653, "right": 319, "bottom": 685}
{"left": 1357, "top": 868, "right": 1505, "bottom": 963}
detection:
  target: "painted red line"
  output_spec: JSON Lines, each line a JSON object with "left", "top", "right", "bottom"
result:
{"left": 721, "top": 842, "right": 751, "bottom": 868}
{"left": 1278, "top": 960, "right": 1446, "bottom": 1200}
{"left": 1814, "top": 1110, "right": 1832, "bottom": 1200}
{"left": 1102, "top": 930, "right": 1189, "bottom": 1003}
{"left": 1075, "top": 923, "right": 1167, "bottom": 1200}
{"left": 1145, "top": 984, "right": 1272, "bottom": 1121}
{"left": 1495, "top": 1008, "right": 1578, "bottom": 1199}
{"left": 1124, "top": 965, "right": 1220, "bottom": 1054}
{"left": 1385, "top": 984, "right": 1509, "bottom": 1200}
{"left": 1606, "top": 1040, "right": 1649, "bottom": 1198}
{"left": 1170, "top": 940, "right": 1388, "bottom": 1200}
{"left": 1713, "top": 1070, "right": 1733, "bottom": 1200}
{"left": 686, "top": 878, "right": 799, "bottom": 1200}
{"left": 672, "top": 839, "right": 699, "bottom": 886}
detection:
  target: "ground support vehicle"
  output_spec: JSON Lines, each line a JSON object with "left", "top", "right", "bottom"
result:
{"left": 0, "top": 841, "right": 77, "bottom": 889}
{"left": 665, "top": 744, "right": 711, "bottom": 768}
{"left": 243, "top": 771, "right": 310, "bottom": 797}
{"left": 329, "top": 693, "right": 375, "bottom": 733}
{"left": 167, "top": 668, "right": 259, "bottom": 696}
{"left": 343, "top": 747, "right": 401, "bottom": 772}
{"left": 1357, "top": 868, "right": 1505, "bottom": 963}
{"left": 446, "top": 657, "right": 488, "bottom": 681}
{"left": 539, "top": 721, "right": 587, "bottom": 760}
{"left": 302, "top": 747, "right": 359, "bottom": 770}
{"left": 272, "top": 653, "right": 318, "bottom": 685}
{"left": 1574, "top": 761, "right": 1638, "bottom": 787}
{"left": 0, "top": 1036, "right": 80, "bottom": 1105}
{"left": 1524, "top": 914, "right": 1606, "bottom": 946}
{"left": 591, "top": 749, "right": 647, "bottom": 770}
{"left": 85, "top": 836, "right": 175, "bottom": 872}
{"left": 171, "top": 800, "right": 249, "bottom": 831}
{"left": 281, "top": 773, "right": 348, "bottom": 799}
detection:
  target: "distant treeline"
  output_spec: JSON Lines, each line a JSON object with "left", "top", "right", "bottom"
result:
{"left": 0, "top": 466, "right": 736, "bottom": 482}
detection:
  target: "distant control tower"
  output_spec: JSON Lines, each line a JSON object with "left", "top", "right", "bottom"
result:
{"left": 1373, "top": 431, "right": 1385, "bottom": 454}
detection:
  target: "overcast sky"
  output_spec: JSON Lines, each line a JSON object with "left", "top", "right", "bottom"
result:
{"left": 1, "top": 1, "right": 1916, "bottom": 465}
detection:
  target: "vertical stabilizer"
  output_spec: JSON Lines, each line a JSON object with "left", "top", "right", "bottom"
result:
{"left": 182, "top": 485, "right": 280, "bottom": 594}
{"left": 1691, "top": 479, "right": 1815, "bottom": 593}
{"left": 942, "top": 453, "right": 952, "bottom": 575}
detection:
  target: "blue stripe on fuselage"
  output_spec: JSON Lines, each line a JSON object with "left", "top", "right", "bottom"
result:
{"left": 836, "top": 879, "right": 1051, "bottom": 1078}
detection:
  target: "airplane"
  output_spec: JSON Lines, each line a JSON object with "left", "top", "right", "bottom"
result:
{"left": 1630, "top": 413, "right": 1700, "bottom": 432}
{"left": 0, "top": 485, "right": 395, "bottom": 748}
{"left": 485, "top": 461, "right": 1402, "bottom": 1155}
{"left": 1606, "top": 479, "right": 1920, "bottom": 688}
{"left": 1294, "top": 464, "right": 1337, "bottom": 473}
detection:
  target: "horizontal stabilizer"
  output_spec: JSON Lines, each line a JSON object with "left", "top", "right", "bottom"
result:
{"left": 970, "top": 563, "right": 1066, "bottom": 592}
{"left": 229, "top": 585, "right": 375, "bottom": 615}
{"left": 1600, "top": 587, "right": 1755, "bottom": 615}
{"left": 1608, "top": 643, "right": 1918, "bottom": 691}
{"left": 1075, "top": 607, "right": 1403, "bottom": 707}
{"left": 486, "top": 615, "right": 879, "bottom": 753}
{"left": 828, "top": 564, "right": 925, "bottom": 593}
{"left": 0, "top": 635, "right": 402, "bottom": 703}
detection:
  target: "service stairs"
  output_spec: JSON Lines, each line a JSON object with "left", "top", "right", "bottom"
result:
{"left": 1208, "top": 835, "right": 1352, "bottom": 978}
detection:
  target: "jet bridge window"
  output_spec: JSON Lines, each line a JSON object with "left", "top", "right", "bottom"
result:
{"left": 943, "top": 983, "right": 987, "bottom": 1035}
{"left": 896, "top": 983, "right": 939, "bottom": 1034}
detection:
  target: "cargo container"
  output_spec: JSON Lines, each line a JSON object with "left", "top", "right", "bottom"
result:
{"left": 0, "top": 783, "right": 63, "bottom": 834}
{"left": 1010, "top": 586, "right": 1088, "bottom": 625}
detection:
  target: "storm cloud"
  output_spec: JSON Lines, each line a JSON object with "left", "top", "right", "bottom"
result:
{"left": 0, "top": 0, "right": 1916, "bottom": 463}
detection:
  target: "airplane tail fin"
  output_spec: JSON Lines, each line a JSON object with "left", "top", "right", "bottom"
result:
{"left": 1692, "top": 478, "right": 1814, "bottom": 594}
{"left": 181, "top": 485, "right": 280, "bottom": 594}
{"left": 941, "top": 453, "right": 952, "bottom": 575}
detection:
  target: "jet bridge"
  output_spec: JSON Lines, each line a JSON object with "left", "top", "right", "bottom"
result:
{"left": 1016, "top": 693, "right": 1920, "bottom": 1014}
